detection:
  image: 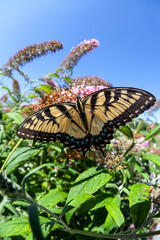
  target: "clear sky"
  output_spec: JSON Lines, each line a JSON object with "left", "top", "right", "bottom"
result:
{"left": 0, "top": 0, "right": 160, "bottom": 120}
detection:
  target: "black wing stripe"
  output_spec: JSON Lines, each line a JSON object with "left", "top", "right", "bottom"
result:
{"left": 56, "top": 105, "right": 73, "bottom": 119}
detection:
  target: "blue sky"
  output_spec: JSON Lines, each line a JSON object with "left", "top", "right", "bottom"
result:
{"left": 0, "top": 0, "right": 160, "bottom": 120}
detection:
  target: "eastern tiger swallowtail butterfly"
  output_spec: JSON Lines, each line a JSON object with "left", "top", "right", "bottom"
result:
{"left": 17, "top": 87, "right": 156, "bottom": 155}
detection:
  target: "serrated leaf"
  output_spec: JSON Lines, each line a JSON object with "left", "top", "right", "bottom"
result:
{"left": 129, "top": 183, "right": 151, "bottom": 227}
{"left": 7, "top": 112, "right": 24, "bottom": 124}
{"left": 143, "top": 154, "right": 160, "bottom": 166}
{"left": 66, "top": 167, "right": 112, "bottom": 203}
{"left": 118, "top": 125, "right": 133, "bottom": 138}
{"left": 38, "top": 189, "right": 67, "bottom": 208}
{"left": 5, "top": 147, "right": 40, "bottom": 174}
{"left": 141, "top": 124, "right": 160, "bottom": 142}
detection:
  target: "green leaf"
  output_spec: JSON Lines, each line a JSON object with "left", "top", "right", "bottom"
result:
{"left": 134, "top": 163, "right": 149, "bottom": 180}
{"left": 104, "top": 195, "right": 121, "bottom": 230}
{"left": 2, "top": 86, "right": 12, "bottom": 95}
{"left": 142, "top": 154, "right": 160, "bottom": 166}
{"left": 46, "top": 73, "right": 59, "bottom": 78}
{"left": 91, "top": 192, "right": 117, "bottom": 211}
{"left": 2, "top": 86, "right": 18, "bottom": 102}
{"left": 105, "top": 203, "right": 124, "bottom": 228}
{"left": 63, "top": 77, "right": 72, "bottom": 83}
{"left": 28, "top": 203, "right": 45, "bottom": 240}
{"left": 22, "top": 163, "right": 54, "bottom": 189}
{"left": 38, "top": 189, "right": 67, "bottom": 208}
{"left": 129, "top": 183, "right": 151, "bottom": 228}
{"left": 118, "top": 125, "right": 133, "bottom": 138}
{"left": 34, "top": 84, "right": 53, "bottom": 93}
{"left": 50, "top": 143, "right": 62, "bottom": 153}
{"left": 141, "top": 124, "right": 160, "bottom": 142}
{"left": 0, "top": 217, "right": 30, "bottom": 237}
{"left": 5, "top": 147, "right": 40, "bottom": 174}
{"left": 7, "top": 112, "right": 24, "bottom": 124}
{"left": 0, "top": 216, "right": 48, "bottom": 238}
{"left": 65, "top": 193, "right": 93, "bottom": 223}
{"left": 66, "top": 167, "right": 112, "bottom": 203}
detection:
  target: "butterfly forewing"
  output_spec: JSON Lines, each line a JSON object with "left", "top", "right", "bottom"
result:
{"left": 84, "top": 87, "right": 156, "bottom": 128}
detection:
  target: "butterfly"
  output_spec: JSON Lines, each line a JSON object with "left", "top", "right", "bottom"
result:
{"left": 17, "top": 87, "right": 156, "bottom": 155}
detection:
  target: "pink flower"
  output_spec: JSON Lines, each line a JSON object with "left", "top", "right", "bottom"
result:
{"left": 33, "top": 97, "right": 40, "bottom": 102}
{"left": 137, "top": 137, "right": 149, "bottom": 147}
{"left": 45, "top": 80, "right": 57, "bottom": 87}
{"left": 2, "top": 107, "right": 11, "bottom": 112}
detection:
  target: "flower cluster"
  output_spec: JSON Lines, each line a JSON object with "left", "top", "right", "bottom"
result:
{"left": 71, "top": 76, "right": 112, "bottom": 88}
{"left": 22, "top": 85, "right": 108, "bottom": 116}
{"left": 58, "top": 39, "right": 99, "bottom": 77}
{"left": 136, "top": 136, "right": 149, "bottom": 148}
{"left": 12, "top": 79, "right": 20, "bottom": 95}
{"left": 0, "top": 93, "right": 8, "bottom": 103}
{"left": 3, "top": 41, "right": 63, "bottom": 76}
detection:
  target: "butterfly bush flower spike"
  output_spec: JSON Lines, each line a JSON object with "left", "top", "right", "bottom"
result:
{"left": 3, "top": 41, "right": 63, "bottom": 76}
{"left": 58, "top": 39, "right": 99, "bottom": 77}
{"left": 71, "top": 76, "right": 112, "bottom": 88}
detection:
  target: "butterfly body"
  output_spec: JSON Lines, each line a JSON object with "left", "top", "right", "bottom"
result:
{"left": 17, "top": 87, "right": 156, "bottom": 155}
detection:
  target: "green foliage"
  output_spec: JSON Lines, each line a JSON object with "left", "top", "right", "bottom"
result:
{"left": 129, "top": 183, "right": 151, "bottom": 228}
{"left": 0, "top": 40, "right": 160, "bottom": 240}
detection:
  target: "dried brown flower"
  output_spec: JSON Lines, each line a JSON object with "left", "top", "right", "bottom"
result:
{"left": 0, "top": 93, "right": 8, "bottom": 103}
{"left": 3, "top": 41, "right": 63, "bottom": 76}
{"left": 12, "top": 79, "right": 20, "bottom": 95}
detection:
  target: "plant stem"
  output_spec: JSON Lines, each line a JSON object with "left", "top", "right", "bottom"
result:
{"left": 0, "top": 138, "right": 23, "bottom": 173}
{"left": 61, "top": 228, "right": 160, "bottom": 239}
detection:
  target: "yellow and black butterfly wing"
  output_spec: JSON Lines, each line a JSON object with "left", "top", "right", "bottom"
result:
{"left": 17, "top": 103, "right": 90, "bottom": 151}
{"left": 83, "top": 87, "right": 156, "bottom": 150}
